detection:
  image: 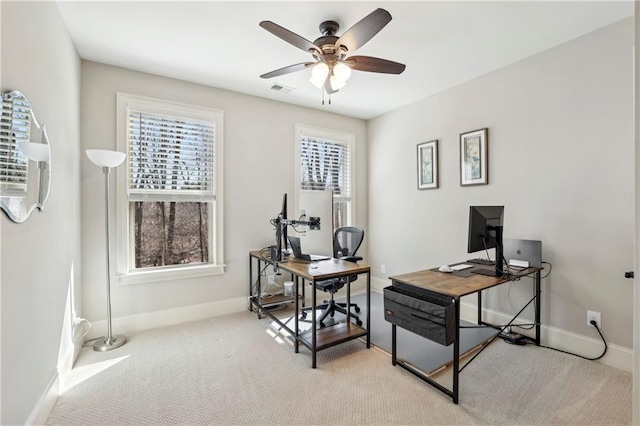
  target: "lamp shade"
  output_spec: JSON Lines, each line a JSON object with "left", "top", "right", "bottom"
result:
{"left": 86, "top": 149, "right": 126, "bottom": 168}
{"left": 309, "top": 63, "right": 329, "bottom": 89}
{"left": 333, "top": 63, "right": 352, "bottom": 82}
{"left": 18, "top": 142, "right": 50, "bottom": 162}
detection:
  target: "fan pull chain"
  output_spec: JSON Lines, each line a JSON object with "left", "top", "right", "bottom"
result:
{"left": 320, "top": 90, "right": 332, "bottom": 106}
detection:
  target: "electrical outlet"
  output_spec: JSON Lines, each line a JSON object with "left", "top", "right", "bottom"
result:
{"left": 587, "top": 310, "right": 601, "bottom": 328}
{"left": 267, "top": 274, "right": 275, "bottom": 285}
{"left": 381, "top": 264, "right": 386, "bottom": 274}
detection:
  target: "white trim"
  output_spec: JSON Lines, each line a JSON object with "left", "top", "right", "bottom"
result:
{"left": 86, "top": 297, "right": 247, "bottom": 339}
{"left": 25, "top": 370, "right": 59, "bottom": 426}
{"left": 372, "top": 276, "right": 632, "bottom": 372}
{"left": 116, "top": 263, "right": 224, "bottom": 285}
{"left": 115, "top": 93, "right": 224, "bottom": 283}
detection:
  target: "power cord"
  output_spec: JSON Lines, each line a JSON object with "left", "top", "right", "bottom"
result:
{"left": 465, "top": 259, "right": 606, "bottom": 361}
{"left": 536, "top": 319, "right": 607, "bottom": 361}
{"left": 511, "top": 261, "right": 552, "bottom": 332}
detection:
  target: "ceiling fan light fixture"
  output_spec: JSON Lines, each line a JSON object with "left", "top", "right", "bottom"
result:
{"left": 329, "top": 75, "right": 346, "bottom": 91}
{"left": 311, "top": 62, "right": 329, "bottom": 81}
{"left": 309, "top": 62, "right": 329, "bottom": 89}
{"left": 333, "top": 62, "right": 352, "bottom": 82}
{"left": 309, "top": 76, "right": 324, "bottom": 89}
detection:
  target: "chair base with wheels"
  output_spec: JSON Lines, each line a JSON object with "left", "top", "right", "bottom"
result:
{"left": 299, "top": 226, "right": 365, "bottom": 328}
{"left": 300, "top": 280, "right": 362, "bottom": 328}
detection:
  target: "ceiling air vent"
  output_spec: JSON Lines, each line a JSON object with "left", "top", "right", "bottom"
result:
{"left": 270, "top": 84, "right": 294, "bottom": 94}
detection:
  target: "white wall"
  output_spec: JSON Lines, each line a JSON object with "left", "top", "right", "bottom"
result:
{"left": 0, "top": 2, "right": 81, "bottom": 424}
{"left": 368, "top": 18, "right": 634, "bottom": 349}
{"left": 80, "top": 61, "right": 367, "bottom": 324}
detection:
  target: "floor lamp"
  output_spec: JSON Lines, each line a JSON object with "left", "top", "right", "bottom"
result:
{"left": 86, "top": 149, "right": 127, "bottom": 352}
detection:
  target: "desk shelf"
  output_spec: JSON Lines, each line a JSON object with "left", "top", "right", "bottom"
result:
{"left": 251, "top": 293, "right": 294, "bottom": 307}
{"left": 298, "top": 322, "right": 368, "bottom": 352}
{"left": 249, "top": 294, "right": 299, "bottom": 319}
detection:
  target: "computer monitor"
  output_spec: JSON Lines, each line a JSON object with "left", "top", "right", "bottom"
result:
{"left": 467, "top": 205, "right": 504, "bottom": 276}
{"left": 273, "top": 193, "right": 288, "bottom": 263}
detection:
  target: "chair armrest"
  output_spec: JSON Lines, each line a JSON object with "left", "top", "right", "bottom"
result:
{"left": 339, "top": 255, "right": 362, "bottom": 263}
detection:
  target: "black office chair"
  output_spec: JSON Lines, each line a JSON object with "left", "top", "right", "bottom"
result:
{"left": 300, "top": 226, "right": 365, "bottom": 328}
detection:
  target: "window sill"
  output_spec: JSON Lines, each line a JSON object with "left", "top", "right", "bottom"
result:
{"left": 116, "top": 263, "right": 224, "bottom": 286}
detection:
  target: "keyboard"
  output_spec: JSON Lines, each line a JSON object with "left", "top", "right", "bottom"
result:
{"left": 450, "top": 264, "right": 473, "bottom": 271}
{"left": 467, "top": 258, "right": 495, "bottom": 266}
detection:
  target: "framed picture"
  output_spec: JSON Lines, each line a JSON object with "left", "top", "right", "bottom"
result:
{"left": 460, "top": 128, "right": 488, "bottom": 186}
{"left": 417, "top": 140, "right": 438, "bottom": 190}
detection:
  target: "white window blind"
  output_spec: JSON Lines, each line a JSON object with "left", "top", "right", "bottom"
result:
{"left": 0, "top": 97, "right": 30, "bottom": 193}
{"left": 300, "top": 136, "right": 351, "bottom": 197}
{"left": 127, "top": 110, "right": 215, "bottom": 202}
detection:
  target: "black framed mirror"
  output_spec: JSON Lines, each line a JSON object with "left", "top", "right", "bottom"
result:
{"left": 0, "top": 91, "right": 51, "bottom": 223}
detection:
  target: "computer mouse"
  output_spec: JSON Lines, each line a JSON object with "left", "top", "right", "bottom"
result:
{"left": 439, "top": 265, "right": 454, "bottom": 273}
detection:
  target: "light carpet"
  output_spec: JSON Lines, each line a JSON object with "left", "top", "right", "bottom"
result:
{"left": 46, "top": 310, "right": 632, "bottom": 425}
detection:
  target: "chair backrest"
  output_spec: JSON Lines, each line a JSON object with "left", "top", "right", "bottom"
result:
{"left": 333, "top": 227, "right": 364, "bottom": 259}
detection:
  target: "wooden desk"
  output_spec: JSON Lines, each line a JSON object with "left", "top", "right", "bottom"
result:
{"left": 249, "top": 251, "right": 371, "bottom": 368}
{"left": 387, "top": 265, "right": 542, "bottom": 403}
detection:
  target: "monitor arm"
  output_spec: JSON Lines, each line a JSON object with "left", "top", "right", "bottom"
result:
{"left": 488, "top": 225, "right": 504, "bottom": 276}
{"left": 272, "top": 215, "right": 322, "bottom": 271}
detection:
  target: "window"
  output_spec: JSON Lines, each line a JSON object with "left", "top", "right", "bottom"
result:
{"left": 0, "top": 94, "right": 31, "bottom": 195}
{"left": 116, "top": 94, "right": 224, "bottom": 284}
{"left": 295, "top": 125, "right": 354, "bottom": 230}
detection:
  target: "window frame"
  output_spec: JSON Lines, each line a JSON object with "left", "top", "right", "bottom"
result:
{"left": 115, "top": 93, "right": 224, "bottom": 285}
{"left": 294, "top": 124, "right": 355, "bottom": 229}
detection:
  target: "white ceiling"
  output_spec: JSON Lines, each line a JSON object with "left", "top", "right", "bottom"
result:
{"left": 56, "top": 1, "right": 633, "bottom": 120}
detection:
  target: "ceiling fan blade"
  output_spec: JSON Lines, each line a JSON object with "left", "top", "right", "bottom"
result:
{"left": 259, "top": 21, "right": 323, "bottom": 56}
{"left": 334, "top": 8, "right": 392, "bottom": 53}
{"left": 323, "top": 76, "right": 339, "bottom": 94}
{"left": 260, "top": 62, "right": 315, "bottom": 79}
{"left": 345, "top": 56, "right": 406, "bottom": 74}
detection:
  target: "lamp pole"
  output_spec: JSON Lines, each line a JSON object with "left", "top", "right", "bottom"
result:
{"left": 86, "top": 149, "right": 127, "bottom": 352}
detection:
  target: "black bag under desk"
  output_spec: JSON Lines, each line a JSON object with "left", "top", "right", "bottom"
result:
{"left": 383, "top": 284, "right": 455, "bottom": 346}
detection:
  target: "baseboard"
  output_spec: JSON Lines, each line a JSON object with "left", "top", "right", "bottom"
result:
{"left": 87, "top": 296, "right": 248, "bottom": 339}
{"left": 371, "top": 276, "right": 389, "bottom": 293}
{"left": 25, "top": 370, "right": 59, "bottom": 425}
{"left": 372, "top": 276, "right": 632, "bottom": 372}
{"left": 459, "top": 301, "right": 633, "bottom": 372}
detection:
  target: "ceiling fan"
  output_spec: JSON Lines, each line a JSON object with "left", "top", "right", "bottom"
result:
{"left": 259, "top": 8, "right": 406, "bottom": 97}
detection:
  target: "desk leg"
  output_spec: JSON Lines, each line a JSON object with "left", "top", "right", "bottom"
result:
{"left": 312, "top": 278, "right": 317, "bottom": 369}
{"left": 256, "top": 259, "right": 263, "bottom": 319}
{"left": 249, "top": 254, "right": 253, "bottom": 312}
{"left": 366, "top": 270, "right": 371, "bottom": 348}
{"left": 477, "top": 290, "right": 483, "bottom": 325}
{"left": 391, "top": 323, "right": 397, "bottom": 365}
{"left": 535, "top": 271, "right": 541, "bottom": 346}
{"left": 346, "top": 274, "right": 351, "bottom": 324}
{"left": 294, "top": 275, "right": 299, "bottom": 353}
{"left": 453, "top": 297, "right": 460, "bottom": 404}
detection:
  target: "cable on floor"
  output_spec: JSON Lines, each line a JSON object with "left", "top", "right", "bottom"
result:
{"left": 536, "top": 320, "right": 607, "bottom": 361}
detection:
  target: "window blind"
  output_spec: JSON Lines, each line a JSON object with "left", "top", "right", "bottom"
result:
{"left": 127, "top": 110, "right": 216, "bottom": 202}
{"left": 300, "top": 136, "right": 351, "bottom": 197}
{"left": 0, "top": 97, "right": 30, "bottom": 194}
